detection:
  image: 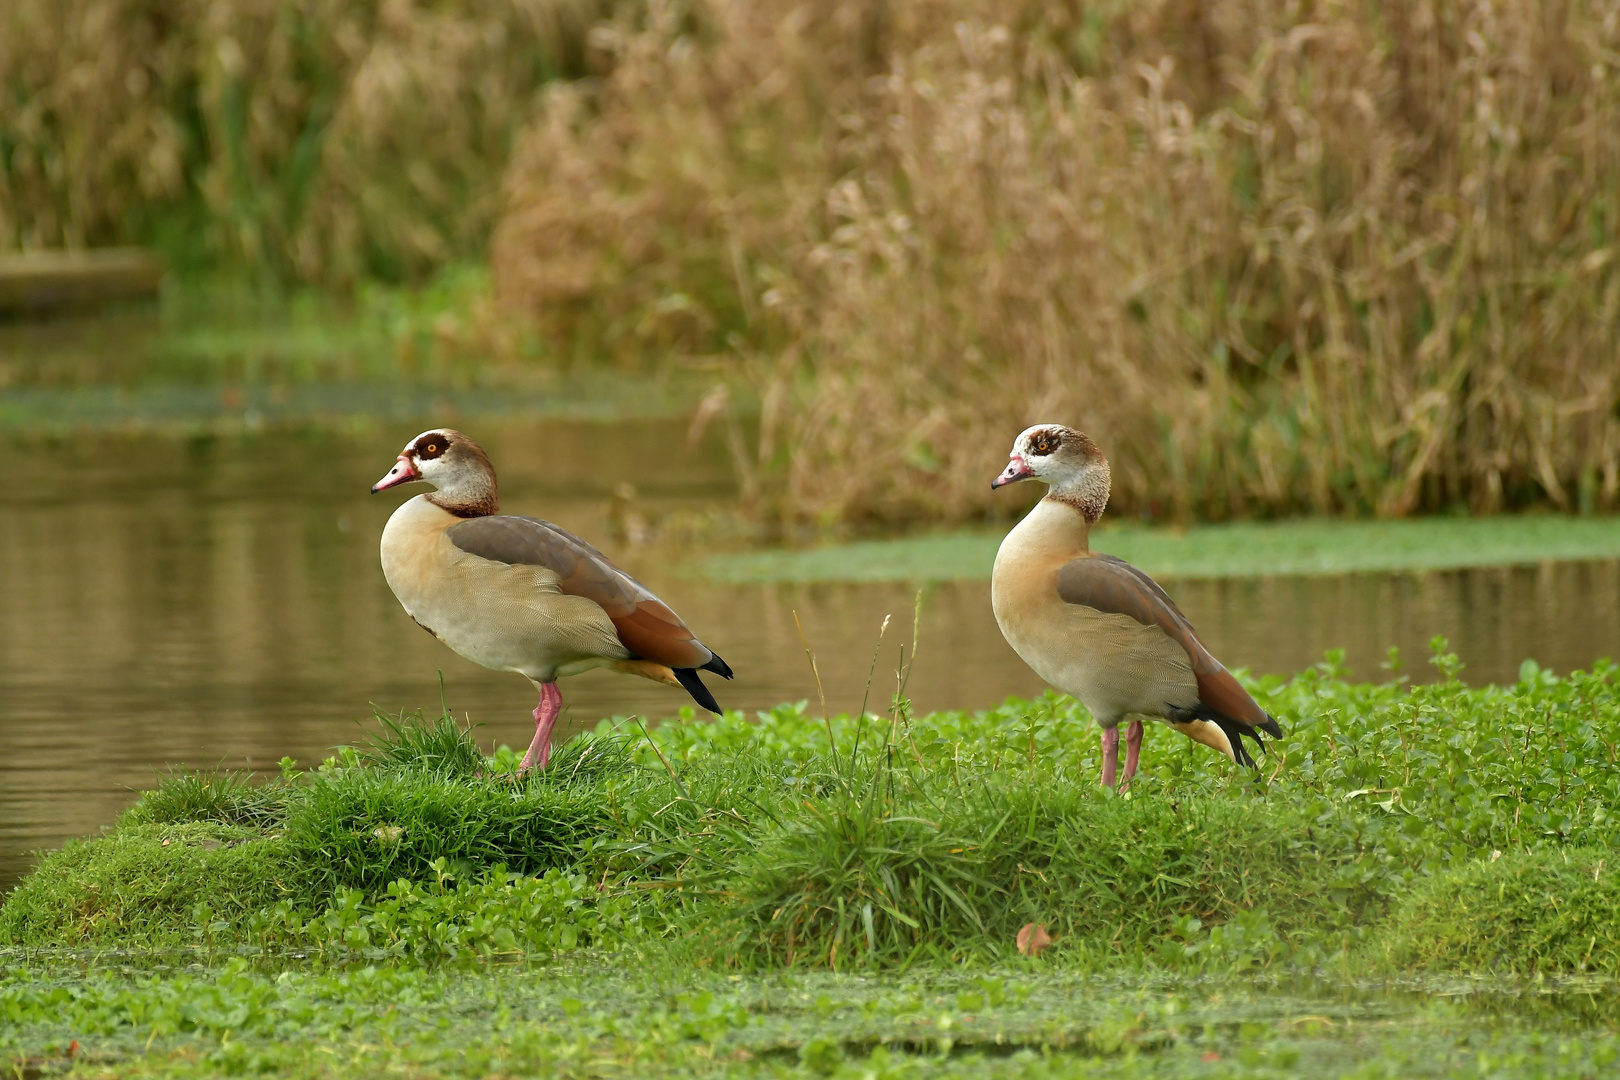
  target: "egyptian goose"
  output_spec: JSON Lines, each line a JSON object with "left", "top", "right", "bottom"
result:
{"left": 989, "top": 425, "right": 1281, "bottom": 786}
{"left": 371, "top": 429, "right": 733, "bottom": 769}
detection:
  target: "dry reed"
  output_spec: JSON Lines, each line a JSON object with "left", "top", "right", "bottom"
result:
{"left": 494, "top": 0, "right": 1620, "bottom": 523}
{"left": 0, "top": 0, "right": 607, "bottom": 283}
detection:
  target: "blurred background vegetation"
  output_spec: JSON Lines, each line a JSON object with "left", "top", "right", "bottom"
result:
{"left": 0, "top": 0, "right": 608, "bottom": 284}
{"left": 4, "top": 0, "right": 1618, "bottom": 526}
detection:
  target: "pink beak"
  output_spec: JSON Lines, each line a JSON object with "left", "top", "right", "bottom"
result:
{"left": 371, "top": 455, "right": 420, "bottom": 493}
{"left": 991, "top": 454, "right": 1033, "bottom": 489}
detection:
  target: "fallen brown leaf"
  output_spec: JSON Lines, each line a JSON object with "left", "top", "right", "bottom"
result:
{"left": 1016, "top": 922, "right": 1052, "bottom": 957}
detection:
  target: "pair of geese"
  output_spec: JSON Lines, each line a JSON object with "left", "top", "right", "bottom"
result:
{"left": 373, "top": 426, "right": 1280, "bottom": 782}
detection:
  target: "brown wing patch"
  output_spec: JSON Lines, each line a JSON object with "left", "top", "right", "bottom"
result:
{"left": 1056, "top": 554, "right": 1274, "bottom": 731}
{"left": 609, "top": 601, "right": 710, "bottom": 669}
{"left": 1194, "top": 670, "right": 1273, "bottom": 730}
{"left": 446, "top": 515, "right": 713, "bottom": 669}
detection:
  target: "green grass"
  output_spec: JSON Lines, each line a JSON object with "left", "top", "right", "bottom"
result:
{"left": 283, "top": 751, "right": 616, "bottom": 898}
{"left": 0, "top": 822, "right": 296, "bottom": 946}
{"left": 1387, "top": 847, "right": 1620, "bottom": 973}
{"left": 5, "top": 651, "right": 1620, "bottom": 1074}
{"left": 6, "top": 643, "right": 1620, "bottom": 967}
{"left": 692, "top": 515, "right": 1620, "bottom": 583}
{"left": 710, "top": 784, "right": 1382, "bottom": 970}
{"left": 119, "top": 770, "right": 295, "bottom": 829}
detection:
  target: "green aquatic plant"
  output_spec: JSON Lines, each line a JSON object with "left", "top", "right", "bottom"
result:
{"left": 692, "top": 516, "right": 1620, "bottom": 585}
{"left": 251, "top": 859, "right": 663, "bottom": 963}
{"left": 3, "top": 954, "right": 1620, "bottom": 1078}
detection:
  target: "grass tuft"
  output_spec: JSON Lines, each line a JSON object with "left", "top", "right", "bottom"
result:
{"left": 119, "top": 770, "right": 293, "bottom": 830}
{"left": 0, "top": 823, "right": 295, "bottom": 947}
{"left": 705, "top": 770, "right": 1388, "bottom": 970}
{"left": 283, "top": 765, "right": 616, "bottom": 897}
{"left": 1387, "top": 848, "right": 1620, "bottom": 974}
{"left": 363, "top": 709, "right": 488, "bottom": 775}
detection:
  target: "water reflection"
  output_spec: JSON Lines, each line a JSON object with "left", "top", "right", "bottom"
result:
{"left": 2, "top": 423, "right": 1617, "bottom": 887}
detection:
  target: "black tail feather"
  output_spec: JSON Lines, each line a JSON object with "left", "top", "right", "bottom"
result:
{"left": 701, "top": 651, "right": 734, "bottom": 680}
{"left": 1212, "top": 716, "right": 1258, "bottom": 768}
{"left": 673, "top": 667, "right": 724, "bottom": 714}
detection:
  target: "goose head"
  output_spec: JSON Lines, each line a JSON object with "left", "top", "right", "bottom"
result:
{"left": 371, "top": 428, "right": 499, "bottom": 516}
{"left": 991, "top": 424, "right": 1111, "bottom": 523}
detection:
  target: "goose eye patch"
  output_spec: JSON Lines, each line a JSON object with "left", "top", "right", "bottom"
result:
{"left": 415, "top": 435, "right": 448, "bottom": 459}
{"left": 1028, "top": 430, "right": 1062, "bottom": 456}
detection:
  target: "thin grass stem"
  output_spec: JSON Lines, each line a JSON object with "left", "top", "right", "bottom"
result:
{"left": 850, "top": 614, "right": 892, "bottom": 774}
{"left": 633, "top": 716, "right": 690, "bottom": 803}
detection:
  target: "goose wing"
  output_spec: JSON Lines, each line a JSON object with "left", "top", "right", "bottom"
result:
{"left": 1055, "top": 553, "right": 1281, "bottom": 739}
{"left": 445, "top": 515, "right": 731, "bottom": 677}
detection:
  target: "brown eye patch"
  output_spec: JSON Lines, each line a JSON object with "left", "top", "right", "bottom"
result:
{"left": 1027, "top": 429, "right": 1063, "bottom": 456}
{"left": 414, "top": 433, "right": 449, "bottom": 459}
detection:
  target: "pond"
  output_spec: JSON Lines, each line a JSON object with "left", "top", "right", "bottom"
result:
{"left": 2, "top": 312, "right": 1618, "bottom": 888}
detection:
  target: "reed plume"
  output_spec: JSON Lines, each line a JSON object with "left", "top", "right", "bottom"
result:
{"left": 495, "top": 0, "right": 1620, "bottom": 523}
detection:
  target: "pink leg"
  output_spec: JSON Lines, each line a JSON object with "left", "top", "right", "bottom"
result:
{"left": 1121, "top": 719, "right": 1144, "bottom": 789}
{"left": 521, "top": 682, "right": 563, "bottom": 771}
{"left": 1100, "top": 726, "right": 1120, "bottom": 788}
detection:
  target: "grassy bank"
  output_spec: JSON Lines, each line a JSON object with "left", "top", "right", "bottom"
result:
{"left": 4, "top": 648, "right": 1620, "bottom": 1074}
{"left": 6, "top": 646, "right": 1619, "bottom": 965}
{"left": 0, "top": 273, "right": 725, "bottom": 435}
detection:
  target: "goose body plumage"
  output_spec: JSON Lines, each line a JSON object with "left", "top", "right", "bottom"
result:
{"left": 989, "top": 425, "right": 1280, "bottom": 785}
{"left": 380, "top": 495, "right": 631, "bottom": 682}
{"left": 993, "top": 499, "right": 1199, "bottom": 726}
{"left": 372, "top": 429, "right": 731, "bottom": 769}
